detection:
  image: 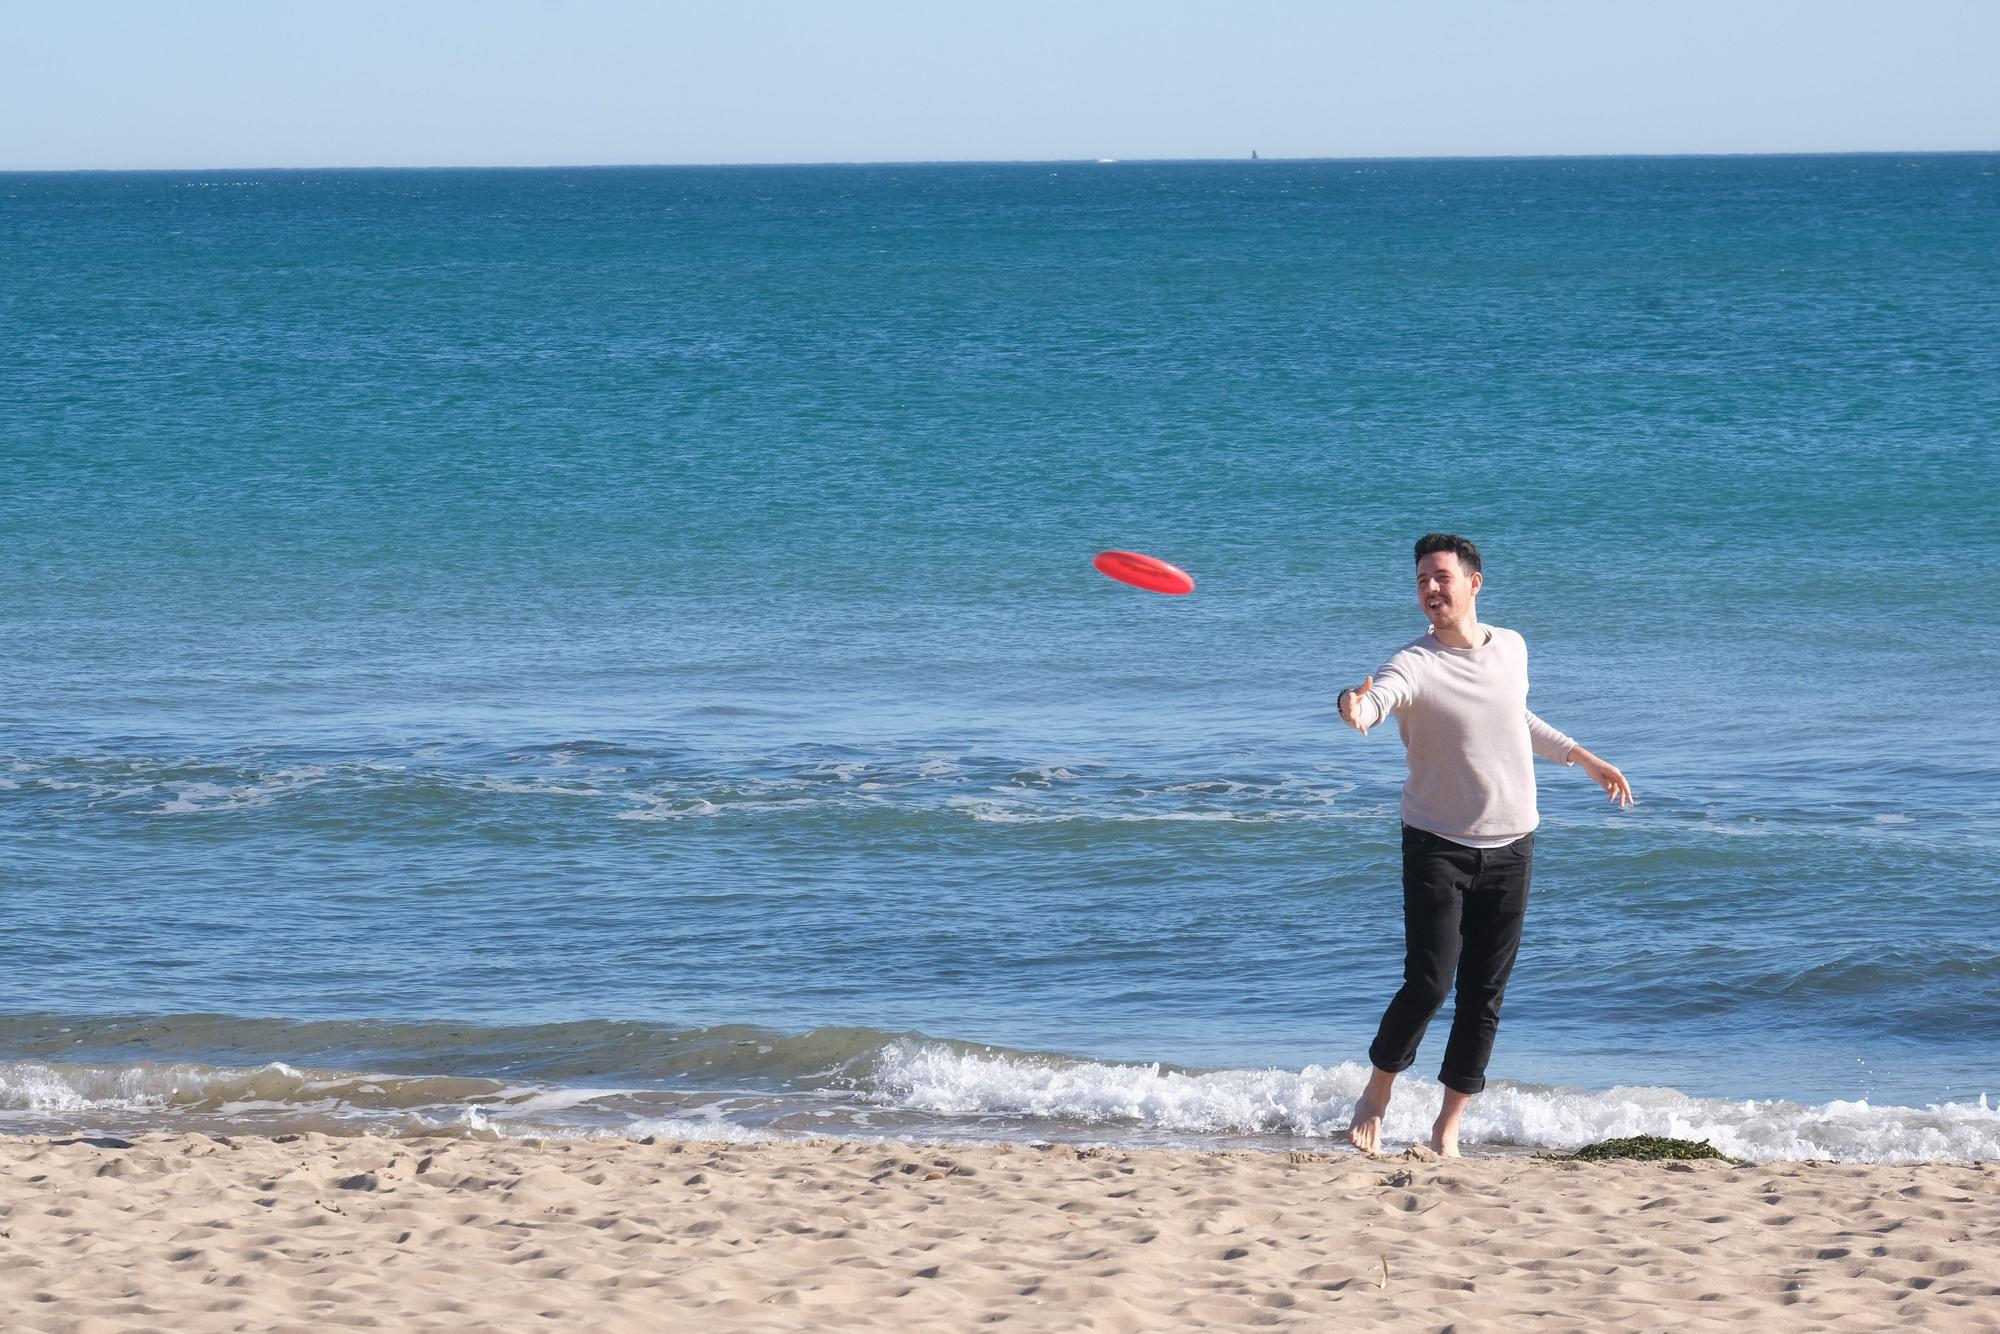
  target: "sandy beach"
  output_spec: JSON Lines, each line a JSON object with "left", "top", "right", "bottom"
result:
{"left": 1, "top": 1133, "right": 1994, "bottom": 1332}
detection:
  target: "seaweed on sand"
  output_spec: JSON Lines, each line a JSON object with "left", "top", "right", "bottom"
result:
{"left": 1565, "top": 1136, "right": 1734, "bottom": 1163}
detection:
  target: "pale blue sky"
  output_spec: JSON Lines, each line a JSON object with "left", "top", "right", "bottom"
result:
{"left": 3, "top": 0, "right": 1995, "bottom": 170}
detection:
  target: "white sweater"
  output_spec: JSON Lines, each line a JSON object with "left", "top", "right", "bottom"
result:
{"left": 1348, "top": 625, "right": 1576, "bottom": 841}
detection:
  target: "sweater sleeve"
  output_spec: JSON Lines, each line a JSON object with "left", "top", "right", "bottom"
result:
{"left": 1350, "top": 651, "right": 1422, "bottom": 732}
{"left": 1526, "top": 709, "right": 1577, "bottom": 764}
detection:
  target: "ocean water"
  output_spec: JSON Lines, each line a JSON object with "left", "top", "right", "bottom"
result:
{"left": 3, "top": 156, "right": 1998, "bottom": 1162}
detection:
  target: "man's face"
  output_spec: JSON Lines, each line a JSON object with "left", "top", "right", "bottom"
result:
{"left": 1416, "top": 551, "right": 1481, "bottom": 628}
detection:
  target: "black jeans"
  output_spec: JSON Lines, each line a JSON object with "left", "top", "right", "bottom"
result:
{"left": 1367, "top": 824, "right": 1533, "bottom": 1096}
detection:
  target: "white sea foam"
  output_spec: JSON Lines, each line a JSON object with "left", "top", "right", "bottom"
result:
{"left": 7, "top": 1048, "right": 1996, "bottom": 1162}
{"left": 1008, "top": 766, "right": 1080, "bottom": 786}
{"left": 475, "top": 778, "right": 606, "bottom": 798}
{"left": 619, "top": 1117, "right": 770, "bottom": 1144}
{"left": 0, "top": 1060, "right": 305, "bottom": 1113}
{"left": 0, "top": 1056, "right": 769, "bottom": 1146}
{"left": 612, "top": 795, "right": 720, "bottom": 821}
{"left": 409, "top": 1098, "right": 772, "bottom": 1144}
{"left": 422, "top": 1103, "right": 495, "bottom": 1134}
{"left": 150, "top": 768, "right": 328, "bottom": 814}
{"left": 613, "top": 794, "right": 820, "bottom": 821}
{"left": 0, "top": 1062, "right": 112, "bottom": 1114}
{"left": 868, "top": 1042, "right": 2000, "bottom": 1163}
{"left": 941, "top": 794, "right": 1336, "bottom": 825}
{"left": 942, "top": 795, "right": 1034, "bottom": 823}
{"left": 461, "top": 1115, "right": 773, "bottom": 1145}
{"left": 818, "top": 762, "right": 870, "bottom": 782}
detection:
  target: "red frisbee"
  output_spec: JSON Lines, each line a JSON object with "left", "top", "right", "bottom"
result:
{"left": 1093, "top": 550, "right": 1195, "bottom": 595}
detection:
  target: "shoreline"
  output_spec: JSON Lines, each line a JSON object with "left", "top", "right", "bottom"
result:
{"left": 14, "top": 1118, "right": 2000, "bottom": 1168}
{"left": 9, "top": 1038, "right": 1995, "bottom": 1165}
{"left": 4, "top": 1131, "right": 1994, "bottom": 1330}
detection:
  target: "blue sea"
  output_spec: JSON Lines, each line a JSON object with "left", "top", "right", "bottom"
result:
{"left": 3, "top": 156, "right": 1997, "bottom": 1162}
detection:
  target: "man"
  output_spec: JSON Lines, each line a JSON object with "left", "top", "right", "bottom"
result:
{"left": 1339, "top": 534, "right": 1632, "bottom": 1158}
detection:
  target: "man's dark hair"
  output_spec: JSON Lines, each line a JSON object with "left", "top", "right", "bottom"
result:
{"left": 1414, "top": 533, "right": 1481, "bottom": 576}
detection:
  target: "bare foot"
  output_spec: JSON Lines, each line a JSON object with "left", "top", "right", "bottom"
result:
{"left": 1347, "top": 1067, "right": 1397, "bottom": 1155}
{"left": 1430, "top": 1087, "right": 1470, "bottom": 1158}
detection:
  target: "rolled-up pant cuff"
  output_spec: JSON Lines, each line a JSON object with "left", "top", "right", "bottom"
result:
{"left": 1438, "top": 1070, "right": 1485, "bottom": 1096}
{"left": 1367, "top": 1045, "right": 1414, "bottom": 1076}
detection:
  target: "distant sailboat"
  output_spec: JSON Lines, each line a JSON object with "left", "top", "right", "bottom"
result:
{"left": 1251, "top": 150, "right": 1260, "bottom": 161}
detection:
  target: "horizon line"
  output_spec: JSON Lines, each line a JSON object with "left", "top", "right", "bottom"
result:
{"left": 6, "top": 147, "right": 1998, "bottom": 175}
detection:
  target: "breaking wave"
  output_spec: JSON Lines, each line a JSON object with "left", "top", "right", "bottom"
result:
{"left": 0, "top": 1017, "right": 1992, "bottom": 1163}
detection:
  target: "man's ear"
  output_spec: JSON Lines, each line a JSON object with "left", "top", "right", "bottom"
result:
{"left": 1470, "top": 570, "right": 1483, "bottom": 597}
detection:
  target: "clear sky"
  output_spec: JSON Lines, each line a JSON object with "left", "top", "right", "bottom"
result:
{"left": 4, "top": 0, "right": 1996, "bottom": 170}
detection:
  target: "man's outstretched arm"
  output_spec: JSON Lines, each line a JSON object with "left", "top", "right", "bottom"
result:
{"left": 1569, "top": 744, "right": 1634, "bottom": 806}
{"left": 1338, "top": 662, "right": 1418, "bottom": 736}
{"left": 1529, "top": 708, "right": 1635, "bottom": 807}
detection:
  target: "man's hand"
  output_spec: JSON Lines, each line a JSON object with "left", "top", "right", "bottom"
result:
{"left": 1339, "top": 676, "right": 1375, "bottom": 735}
{"left": 1573, "top": 747, "right": 1634, "bottom": 807}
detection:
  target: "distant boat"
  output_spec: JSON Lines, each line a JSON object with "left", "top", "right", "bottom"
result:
{"left": 1096, "top": 158, "right": 1118, "bottom": 164}
{"left": 1251, "top": 150, "right": 1260, "bottom": 161}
